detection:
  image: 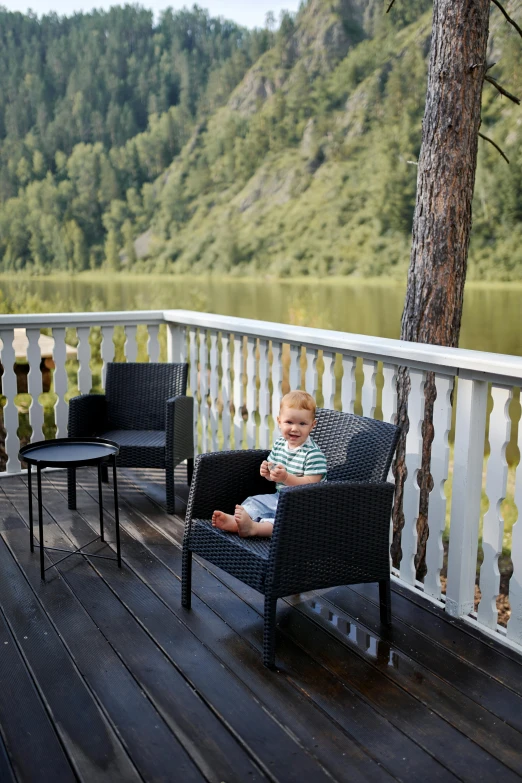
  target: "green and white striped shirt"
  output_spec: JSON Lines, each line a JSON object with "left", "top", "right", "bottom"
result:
{"left": 268, "top": 436, "right": 327, "bottom": 492}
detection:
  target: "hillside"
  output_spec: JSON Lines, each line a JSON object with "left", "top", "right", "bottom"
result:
{"left": 0, "top": 0, "right": 521, "bottom": 279}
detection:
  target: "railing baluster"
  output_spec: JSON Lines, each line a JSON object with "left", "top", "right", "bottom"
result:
{"left": 289, "top": 344, "right": 299, "bottom": 391}
{"left": 322, "top": 351, "right": 335, "bottom": 410}
{"left": 305, "top": 348, "right": 318, "bottom": 398}
{"left": 1, "top": 330, "right": 19, "bottom": 472}
{"left": 188, "top": 329, "right": 198, "bottom": 455}
{"left": 125, "top": 325, "right": 138, "bottom": 362}
{"left": 446, "top": 376, "right": 489, "bottom": 617}
{"left": 27, "top": 328, "right": 44, "bottom": 443}
{"left": 221, "top": 333, "right": 231, "bottom": 451}
{"left": 361, "top": 359, "right": 378, "bottom": 418}
{"left": 199, "top": 330, "right": 209, "bottom": 454}
{"left": 52, "top": 327, "right": 68, "bottom": 439}
{"left": 77, "top": 326, "right": 91, "bottom": 394}
{"left": 477, "top": 385, "right": 512, "bottom": 629}
{"left": 246, "top": 337, "right": 257, "bottom": 449}
{"left": 271, "top": 341, "right": 283, "bottom": 441}
{"left": 148, "top": 324, "right": 160, "bottom": 363}
{"left": 424, "top": 373, "right": 453, "bottom": 600}
{"left": 382, "top": 361, "right": 398, "bottom": 567}
{"left": 258, "top": 339, "right": 270, "bottom": 449}
{"left": 233, "top": 335, "right": 244, "bottom": 450}
{"left": 507, "top": 402, "right": 522, "bottom": 644}
{"left": 209, "top": 331, "right": 219, "bottom": 452}
{"left": 166, "top": 324, "right": 185, "bottom": 363}
{"left": 341, "top": 355, "right": 356, "bottom": 414}
{"left": 381, "top": 363, "right": 398, "bottom": 425}
{"left": 400, "top": 368, "right": 426, "bottom": 585}
{"left": 100, "top": 326, "right": 113, "bottom": 388}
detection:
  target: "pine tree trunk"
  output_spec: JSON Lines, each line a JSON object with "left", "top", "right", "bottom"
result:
{"left": 392, "top": 0, "right": 491, "bottom": 574}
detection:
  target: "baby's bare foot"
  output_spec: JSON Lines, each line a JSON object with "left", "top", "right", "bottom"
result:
{"left": 212, "top": 510, "right": 238, "bottom": 532}
{"left": 234, "top": 505, "right": 257, "bottom": 537}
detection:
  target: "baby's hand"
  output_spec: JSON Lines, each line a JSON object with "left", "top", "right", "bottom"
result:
{"left": 270, "top": 463, "right": 288, "bottom": 483}
{"left": 260, "top": 460, "right": 271, "bottom": 479}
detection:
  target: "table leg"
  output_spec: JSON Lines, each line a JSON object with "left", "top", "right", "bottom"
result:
{"left": 27, "top": 465, "right": 34, "bottom": 553}
{"left": 112, "top": 457, "right": 121, "bottom": 568}
{"left": 37, "top": 465, "right": 45, "bottom": 581}
{"left": 98, "top": 462, "right": 105, "bottom": 542}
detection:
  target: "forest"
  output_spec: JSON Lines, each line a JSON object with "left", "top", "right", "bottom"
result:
{"left": 0, "top": 0, "right": 521, "bottom": 279}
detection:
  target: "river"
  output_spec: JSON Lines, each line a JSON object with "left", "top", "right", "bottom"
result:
{"left": 2, "top": 275, "right": 522, "bottom": 357}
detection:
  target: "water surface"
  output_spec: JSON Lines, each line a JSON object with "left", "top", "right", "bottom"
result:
{"left": 2, "top": 276, "right": 521, "bottom": 356}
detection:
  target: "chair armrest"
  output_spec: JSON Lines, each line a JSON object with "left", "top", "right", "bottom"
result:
{"left": 166, "top": 395, "right": 194, "bottom": 464}
{"left": 185, "top": 449, "right": 273, "bottom": 532}
{"left": 68, "top": 394, "right": 107, "bottom": 437}
{"left": 267, "top": 481, "right": 395, "bottom": 596}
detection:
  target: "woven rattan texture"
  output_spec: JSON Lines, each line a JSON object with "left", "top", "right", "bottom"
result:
{"left": 182, "top": 409, "right": 399, "bottom": 667}
{"left": 68, "top": 394, "right": 108, "bottom": 438}
{"left": 67, "top": 363, "right": 193, "bottom": 513}
{"left": 105, "top": 362, "right": 187, "bottom": 431}
{"left": 268, "top": 481, "right": 394, "bottom": 596}
{"left": 190, "top": 520, "right": 270, "bottom": 592}
{"left": 313, "top": 408, "right": 398, "bottom": 482}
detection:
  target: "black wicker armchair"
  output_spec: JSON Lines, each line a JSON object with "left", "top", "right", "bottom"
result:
{"left": 67, "top": 362, "right": 194, "bottom": 514}
{"left": 182, "top": 408, "right": 399, "bottom": 668}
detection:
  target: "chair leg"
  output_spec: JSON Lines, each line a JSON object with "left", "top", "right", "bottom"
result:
{"left": 263, "top": 595, "right": 278, "bottom": 669}
{"left": 166, "top": 466, "right": 175, "bottom": 514}
{"left": 187, "top": 457, "right": 194, "bottom": 486}
{"left": 379, "top": 578, "right": 392, "bottom": 626}
{"left": 181, "top": 546, "right": 192, "bottom": 609}
{"left": 67, "top": 467, "right": 76, "bottom": 510}
{"left": 101, "top": 464, "right": 109, "bottom": 483}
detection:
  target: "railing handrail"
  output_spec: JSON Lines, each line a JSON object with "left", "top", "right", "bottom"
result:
{"left": 164, "top": 309, "right": 522, "bottom": 383}
{"left": 0, "top": 310, "right": 166, "bottom": 328}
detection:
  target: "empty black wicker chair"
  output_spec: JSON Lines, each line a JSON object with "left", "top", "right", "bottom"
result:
{"left": 182, "top": 408, "right": 399, "bottom": 668}
{"left": 67, "top": 362, "right": 193, "bottom": 514}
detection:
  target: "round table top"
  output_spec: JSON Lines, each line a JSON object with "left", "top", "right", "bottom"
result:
{"left": 19, "top": 438, "right": 119, "bottom": 468}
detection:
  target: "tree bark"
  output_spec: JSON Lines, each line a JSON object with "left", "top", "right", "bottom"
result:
{"left": 392, "top": 0, "right": 491, "bottom": 573}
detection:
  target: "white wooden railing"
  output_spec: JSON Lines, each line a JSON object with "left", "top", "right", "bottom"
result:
{"left": 2, "top": 309, "right": 522, "bottom": 654}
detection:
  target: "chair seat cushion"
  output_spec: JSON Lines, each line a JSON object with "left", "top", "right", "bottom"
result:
{"left": 100, "top": 429, "right": 166, "bottom": 468}
{"left": 190, "top": 519, "right": 270, "bottom": 593}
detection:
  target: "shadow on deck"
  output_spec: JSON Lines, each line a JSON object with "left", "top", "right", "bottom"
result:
{"left": 0, "top": 466, "right": 521, "bottom": 783}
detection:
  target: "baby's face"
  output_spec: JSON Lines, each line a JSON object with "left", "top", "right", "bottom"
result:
{"left": 277, "top": 406, "right": 316, "bottom": 448}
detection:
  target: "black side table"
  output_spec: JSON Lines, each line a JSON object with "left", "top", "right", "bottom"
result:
{"left": 18, "top": 438, "right": 121, "bottom": 580}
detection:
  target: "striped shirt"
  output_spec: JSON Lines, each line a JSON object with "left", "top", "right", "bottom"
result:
{"left": 267, "top": 436, "right": 327, "bottom": 492}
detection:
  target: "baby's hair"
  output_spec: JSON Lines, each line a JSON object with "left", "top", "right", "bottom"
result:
{"left": 280, "top": 390, "right": 316, "bottom": 416}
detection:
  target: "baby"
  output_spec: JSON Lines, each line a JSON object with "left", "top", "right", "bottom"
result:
{"left": 212, "top": 390, "right": 327, "bottom": 537}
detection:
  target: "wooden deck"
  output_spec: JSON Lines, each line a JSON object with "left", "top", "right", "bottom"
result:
{"left": 0, "top": 467, "right": 521, "bottom": 783}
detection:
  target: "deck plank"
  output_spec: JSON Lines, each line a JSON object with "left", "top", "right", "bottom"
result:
{"left": 0, "top": 544, "right": 75, "bottom": 783}
{"left": 282, "top": 589, "right": 522, "bottom": 775}
{"left": 349, "top": 581, "right": 522, "bottom": 691}
{"left": 323, "top": 584, "right": 522, "bottom": 732}
{"left": 0, "top": 488, "right": 207, "bottom": 783}
{"left": 0, "top": 482, "right": 141, "bottom": 783}
{"left": 0, "top": 732, "right": 16, "bottom": 783}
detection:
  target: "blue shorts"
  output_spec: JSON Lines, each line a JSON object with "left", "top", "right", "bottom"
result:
{"left": 241, "top": 493, "right": 279, "bottom": 525}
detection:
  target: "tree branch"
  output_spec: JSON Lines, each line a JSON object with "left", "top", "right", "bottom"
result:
{"left": 490, "top": 0, "right": 522, "bottom": 39}
{"left": 484, "top": 74, "right": 521, "bottom": 104}
{"left": 478, "top": 131, "right": 510, "bottom": 164}
{"left": 386, "top": 0, "right": 396, "bottom": 13}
